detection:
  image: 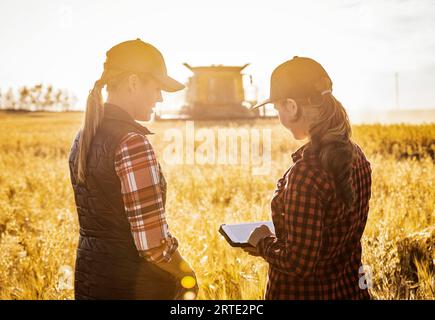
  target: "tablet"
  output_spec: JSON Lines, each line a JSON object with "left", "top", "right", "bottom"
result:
{"left": 219, "top": 221, "right": 275, "bottom": 247}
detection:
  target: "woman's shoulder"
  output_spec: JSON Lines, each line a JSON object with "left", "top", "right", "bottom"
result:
{"left": 115, "top": 131, "right": 156, "bottom": 158}
{"left": 350, "top": 141, "right": 371, "bottom": 169}
{"left": 285, "top": 141, "right": 371, "bottom": 203}
{"left": 288, "top": 153, "right": 334, "bottom": 199}
{"left": 118, "top": 131, "right": 152, "bottom": 147}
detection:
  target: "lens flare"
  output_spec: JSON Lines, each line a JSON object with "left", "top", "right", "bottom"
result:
{"left": 183, "top": 291, "right": 196, "bottom": 300}
{"left": 181, "top": 275, "right": 196, "bottom": 289}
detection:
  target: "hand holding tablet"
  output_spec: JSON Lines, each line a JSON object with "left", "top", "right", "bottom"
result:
{"left": 219, "top": 221, "right": 275, "bottom": 247}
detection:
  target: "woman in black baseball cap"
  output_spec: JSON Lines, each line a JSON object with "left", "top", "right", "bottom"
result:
{"left": 68, "top": 39, "right": 198, "bottom": 300}
{"left": 245, "top": 57, "right": 372, "bottom": 300}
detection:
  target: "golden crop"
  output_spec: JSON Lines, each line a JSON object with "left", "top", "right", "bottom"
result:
{"left": 0, "top": 111, "right": 433, "bottom": 299}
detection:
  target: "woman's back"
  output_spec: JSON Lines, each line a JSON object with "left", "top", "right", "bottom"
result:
{"left": 260, "top": 142, "right": 371, "bottom": 300}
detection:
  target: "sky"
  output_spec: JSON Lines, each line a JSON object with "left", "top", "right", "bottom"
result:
{"left": 0, "top": 0, "right": 434, "bottom": 112}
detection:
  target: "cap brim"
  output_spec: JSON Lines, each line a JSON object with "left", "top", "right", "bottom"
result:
{"left": 251, "top": 98, "right": 272, "bottom": 109}
{"left": 153, "top": 74, "right": 185, "bottom": 92}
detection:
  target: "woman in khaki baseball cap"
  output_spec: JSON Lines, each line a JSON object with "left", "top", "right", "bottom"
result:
{"left": 68, "top": 39, "right": 198, "bottom": 300}
{"left": 245, "top": 57, "right": 372, "bottom": 300}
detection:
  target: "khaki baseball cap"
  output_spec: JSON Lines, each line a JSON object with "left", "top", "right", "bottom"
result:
{"left": 252, "top": 56, "right": 333, "bottom": 109}
{"left": 104, "top": 38, "right": 185, "bottom": 92}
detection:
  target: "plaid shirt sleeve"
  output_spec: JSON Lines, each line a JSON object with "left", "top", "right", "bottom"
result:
{"left": 257, "top": 161, "right": 328, "bottom": 277}
{"left": 114, "top": 132, "right": 178, "bottom": 263}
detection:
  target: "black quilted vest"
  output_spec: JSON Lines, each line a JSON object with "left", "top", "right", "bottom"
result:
{"left": 68, "top": 103, "right": 176, "bottom": 299}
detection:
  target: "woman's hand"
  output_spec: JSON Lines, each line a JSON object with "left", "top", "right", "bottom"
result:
{"left": 242, "top": 225, "right": 274, "bottom": 256}
{"left": 174, "top": 271, "right": 199, "bottom": 300}
{"left": 152, "top": 250, "right": 199, "bottom": 299}
{"left": 174, "top": 260, "right": 199, "bottom": 300}
{"left": 247, "top": 225, "right": 274, "bottom": 247}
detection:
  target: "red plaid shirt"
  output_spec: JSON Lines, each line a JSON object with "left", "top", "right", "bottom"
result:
{"left": 257, "top": 141, "right": 372, "bottom": 300}
{"left": 114, "top": 132, "right": 178, "bottom": 263}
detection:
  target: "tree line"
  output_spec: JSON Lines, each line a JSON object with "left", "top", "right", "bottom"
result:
{"left": 0, "top": 84, "right": 77, "bottom": 112}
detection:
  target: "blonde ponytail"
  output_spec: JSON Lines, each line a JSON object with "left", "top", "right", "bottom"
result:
{"left": 75, "top": 79, "right": 105, "bottom": 185}
{"left": 304, "top": 94, "right": 356, "bottom": 211}
{"left": 74, "top": 69, "right": 151, "bottom": 185}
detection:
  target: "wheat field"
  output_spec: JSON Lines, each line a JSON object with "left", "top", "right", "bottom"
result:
{"left": 0, "top": 111, "right": 433, "bottom": 300}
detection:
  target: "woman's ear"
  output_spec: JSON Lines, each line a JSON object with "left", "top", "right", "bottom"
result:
{"left": 127, "top": 74, "right": 140, "bottom": 92}
{"left": 283, "top": 98, "right": 299, "bottom": 120}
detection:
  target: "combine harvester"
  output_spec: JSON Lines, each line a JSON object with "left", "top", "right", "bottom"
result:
{"left": 155, "top": 63, "right": 274, "bottom": 120}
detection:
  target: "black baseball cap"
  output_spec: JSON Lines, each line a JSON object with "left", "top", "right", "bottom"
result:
{"left": 103, "top": 38, "right": 185, "bottom": 92}
{"left": 252, "top": 56, "right": 333, "bottom": 109}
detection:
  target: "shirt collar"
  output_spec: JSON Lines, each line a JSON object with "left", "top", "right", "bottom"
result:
{"left": 291, "top": 142, "right": 313, "bottom": 162}
{"left": 103, "top": 103, "right": 153, "bottom": 135}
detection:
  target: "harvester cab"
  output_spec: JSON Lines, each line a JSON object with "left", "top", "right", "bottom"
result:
{"left": 179, "top": 63, "right": 261, "bottom": 119}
